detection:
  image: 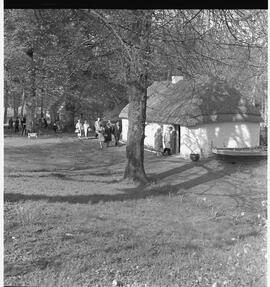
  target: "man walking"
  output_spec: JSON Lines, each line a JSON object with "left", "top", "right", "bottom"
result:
{"left": 94, "top": 117, "right": 101, "bottom": 138}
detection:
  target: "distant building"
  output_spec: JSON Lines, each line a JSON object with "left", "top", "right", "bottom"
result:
{"left": 119, "top": 77, "right": 264, "bottom": 158}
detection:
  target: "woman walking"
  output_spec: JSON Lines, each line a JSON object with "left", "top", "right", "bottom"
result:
{"left": 94, "top": 117, "right": 101, "bottom": 138}
{"left": 97, "top": 125, "right": 105, "bottom": 149}
{"left": 75, "top": 119, "right": 82, "bottom": 138}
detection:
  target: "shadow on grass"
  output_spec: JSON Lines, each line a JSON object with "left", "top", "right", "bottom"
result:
{"left": 7, "top": 171, "right": 123, "bottom": 184}
{"left": 5, "top": 159, "right": 245, "bottom": 205}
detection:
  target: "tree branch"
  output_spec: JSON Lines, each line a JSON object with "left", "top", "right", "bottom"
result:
{"left": 222, "top": 10, "right": 238, "bottom": 41}
{"left": 80, "top": 9, "right": 133, "bottom": 64}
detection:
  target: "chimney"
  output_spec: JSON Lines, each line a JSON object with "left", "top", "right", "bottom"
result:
{"left": 172, "top": 76, "right": 183, "bottom": 84}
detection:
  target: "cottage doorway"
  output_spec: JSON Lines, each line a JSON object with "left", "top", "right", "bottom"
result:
{"left": 173, "top": 124, "right": 180, "bottom": 154}
{"left": 171, "top": 124, "right": 180, "bottom": 154}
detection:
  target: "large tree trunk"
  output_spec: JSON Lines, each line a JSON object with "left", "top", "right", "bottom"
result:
{"left": 21, "top": 88, "right": 25, "bottom": 117}
{"left": 124, "top": 80, "right": 148, "bottom": 183}
{"left": 40, "top": 93, "right": 44, "bottom": 118}
{"left": 26, "top": 48, "right": 36, "bottom": 131}
{"left": 63, "top": 103, "right": 76, "bottom": 132}
{"left": 49, "top": 105, "right": 58, "bottom": 124}
{"left": 123, "top": 10, "right": 152, "bottom": 183}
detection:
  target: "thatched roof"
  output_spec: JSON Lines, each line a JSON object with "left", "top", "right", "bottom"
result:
{"left": 119, "top": 78, "right": 263, "bottom": 127}
{"left": 103, "top": 101, "right": 127, "bottom": 122}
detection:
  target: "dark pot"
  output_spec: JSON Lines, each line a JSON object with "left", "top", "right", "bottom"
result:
{"left": 190, "top": 153, "right": 200, "bottom": 161}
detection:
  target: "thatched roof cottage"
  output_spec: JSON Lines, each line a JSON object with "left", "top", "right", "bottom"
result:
{"left": 119, "top": 77, "right": 263, "bottom": 158}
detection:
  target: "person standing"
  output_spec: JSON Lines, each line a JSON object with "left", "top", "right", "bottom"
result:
{"left": 94, "top": 117, "right": 101, "bottom": 138}
{"left": 83, "top": 120, "right": 90, "bottom": 138}
{"left": 97, "top": 125, "right": 105, "bottom": 149}
{"left": 154, "top": 127, "right": 163, "bottom": 156}
{"left": 21, "top": 116, "right": 27, "bottom": 136}
{"left": 75, "top": 119, "right": 82, "bottom": 138}
{"left": 14, "top": 117, "right": 20, "bottom": 133}
{"left": 163, "top": 126, "right": 172, "bottom": 156}
{"left": 113, "top": 121, "right": 122, "bottom": 146}
{"left": 104, "top": 121, "right": 112, "bottom": 147}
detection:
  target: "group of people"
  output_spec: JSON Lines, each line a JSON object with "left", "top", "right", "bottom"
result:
{"left": 7, "top": 116, "right": 58, "bottom": 136}
{"left": 94, "top": 118, "right": 122, "bottom": 149}
{"left": 8, "top": 116, "right": 27, "bottom": 135}
{"left": 75, "top": 119, "right": 91, "bottom": 138}
{"left": 74, "top": 117, "right": 122, "bottom": 149}
{"left": 154, "top": 125, "right": 176, "bottom": 156}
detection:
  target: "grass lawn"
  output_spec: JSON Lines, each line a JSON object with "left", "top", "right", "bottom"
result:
{"left": 4, "top": 134, "right": 267, "bottom": 287}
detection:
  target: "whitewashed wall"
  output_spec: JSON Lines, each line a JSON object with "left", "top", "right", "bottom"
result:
{"left": 121, "top": 119, "right": 261, "bottom": 158}
{"left": 122, "top": 119, "right": 129, "bottom": 141}
{"left": 144, "top": 123, "right": 163, "bottom": 148}
{"left": 121, "top": 119, "right": 164, "bottom": 149}
{"left": 180, "top": 122, "right": 261, "bottom": 158}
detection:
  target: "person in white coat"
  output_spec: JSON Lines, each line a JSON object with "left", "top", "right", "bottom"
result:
{"left": 94, "top": 117, "right": 101, "bottom": 138}
{"left": 83, "top": 120, "right": 90, "bottom": 138}
{"left": 163, "top": 126, "right": 173, "bottom": 155}
{"left": 75, "top": 119, "right": 82, "bottom": 138}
